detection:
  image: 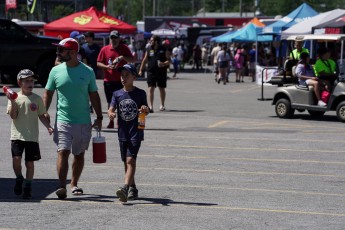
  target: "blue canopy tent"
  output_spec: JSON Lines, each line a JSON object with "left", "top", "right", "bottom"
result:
{"left": 210, "top": 30, "right": 235, "bottom": 42}
{"left": 260, "top": 3, "right": 318, "bottom": 35}
{"left": 214, "top": 23, "right": 272, "bottom": 43}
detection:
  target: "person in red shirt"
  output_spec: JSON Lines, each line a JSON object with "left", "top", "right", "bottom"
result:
{"left": 97, "top": 30, "right": 134, "bottom": 128}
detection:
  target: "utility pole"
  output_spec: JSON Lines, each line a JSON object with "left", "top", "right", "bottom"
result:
{"left": 142, "top": 0, "right": 145, "bottom": 20}
{"left": 239, "top": 0, "right": 243, "bottom": 17}
{"left": 191, "top": 0, "right": 194, "bottom": 16}
{"left": 153, "top": 0, "right": 156, "bottom": 16}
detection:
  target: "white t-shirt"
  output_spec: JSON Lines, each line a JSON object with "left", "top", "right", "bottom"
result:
{"left": 172, "top": 46, "right": 184, "bottom": 61}
{"left": 211, "top": 46, "right": 221, "bottom": 64}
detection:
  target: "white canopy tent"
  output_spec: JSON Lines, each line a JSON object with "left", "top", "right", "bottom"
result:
{"left": 281, "top": 9, "right": 345, "bottom": 39}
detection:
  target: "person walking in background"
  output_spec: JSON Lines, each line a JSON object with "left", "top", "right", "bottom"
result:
{"left": 225, "top": 46, "right": 235, "bottom": 83}
{"left": 139, "top": 35, "right": 170, "bottom": 112}
{"left": 211, "top": 43, "right": 221, "bottom": 82}
{"left": 234, "top": 45, "right": 245, "bottom": 83}
{"left": 43, "top": 38, "right": 103, "bottom": 199}
{"left": 82, "top": 31, "right": 101, "bottom": 114}
{"left": 192, "top": 44, "right": 202, "bottom": 70}
{"left": 6, "top": 69, "right": 53, "bottom": 199}
{"left": 97, "top": 30, "right": 134, "bottom": 128}
{"left": 249, "top": 43, "right": 257, "bottom": 82}
{"left": 107, "top": 64, "right": 149, "bottom": 202}
{"left": 216, "top": 43, "right": 230, "bottom": 85}
{"left": 172, "top": 43, "right": 184, "bottom": 72}
{"left": 82, "top": 31, "right": 101, "bottom": 78}
{"left": 201, "top": 43, "right": 209, "bottom": 68}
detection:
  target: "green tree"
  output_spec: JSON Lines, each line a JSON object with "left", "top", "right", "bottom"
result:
{"left": 51, "top": 5, "right": 74, "bottom": 21}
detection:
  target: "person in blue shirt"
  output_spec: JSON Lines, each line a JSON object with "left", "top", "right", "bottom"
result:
{"left": 108, "top": 64, "right": 149, "bottom": 202}
{"left": 249, "top": 43, "right": 256, "bottom": 82}
{"left": 82, "top": 32, "right": 101, "bottom": 77}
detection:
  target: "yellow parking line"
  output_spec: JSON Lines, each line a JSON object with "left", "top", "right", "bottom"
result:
{"left": 208, "top": 120, "right": 229, "bottom": 128}
{"left": 84, "top": 164, "right": 344, "bottom": 178}
{"left": 38, "top": 200, "right": 345, "bottom": 217}
{"left": 140, "top": 154, "right": 345, "bottom": 165}
{"left": 171, "top": 135, "right": 343, "bottom": 143}
{"left": 151, "top": 167, "right": 343, "bottom": 178}
{"left": 207, "top": 120, "right": 345, "bottom": 131}
{"left": 150, "top": 144, "right": 345, "bottom": 154}
{"left": 198, "top": 206, "right": 345, "bottom": 217}
{"left": 80, "top": 182, "right": 345, "bottom": 198}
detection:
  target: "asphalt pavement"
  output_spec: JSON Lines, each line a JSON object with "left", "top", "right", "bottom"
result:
{"left": 0, "top": 67, "right": 345, "bottom": 229}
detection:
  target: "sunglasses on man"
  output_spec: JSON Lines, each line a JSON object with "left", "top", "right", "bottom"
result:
{"left": 110, "top": 36, "right": 119, "bottom": 40}
{"left": 57, "top": 47, "right": 72, "bottom": 53}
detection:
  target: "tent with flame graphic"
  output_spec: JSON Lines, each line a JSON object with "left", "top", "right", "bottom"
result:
{"left": 44, "top": 6, "right": 137, "bottom": 38}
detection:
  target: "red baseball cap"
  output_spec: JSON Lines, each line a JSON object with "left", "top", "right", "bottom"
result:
{"left": 52, "top": 38, "right": 79, "bottom": 52}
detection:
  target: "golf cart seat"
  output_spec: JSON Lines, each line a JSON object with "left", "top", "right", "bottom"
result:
{"left": 268, "top": 59, "right": 296, "bottom": 86}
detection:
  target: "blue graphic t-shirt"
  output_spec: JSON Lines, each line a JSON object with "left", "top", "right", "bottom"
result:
{"left": 110, "top": 87, "right": 148, "bottom": 141}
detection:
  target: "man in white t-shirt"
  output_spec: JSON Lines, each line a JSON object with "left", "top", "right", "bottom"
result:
{"left": 172, "top": 45, "right": 184, "bottom": 70}
{"left": 211, "top": 43, "right": 221, "bottom": 81}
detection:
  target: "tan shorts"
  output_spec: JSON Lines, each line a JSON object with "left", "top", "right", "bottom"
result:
{"left": 53, "top": 122, "right": 92, "bottom": 155}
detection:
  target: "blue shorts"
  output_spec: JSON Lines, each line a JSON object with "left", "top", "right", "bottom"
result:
{"left": 119, "top": 141, "right": 141, "bottom": 162}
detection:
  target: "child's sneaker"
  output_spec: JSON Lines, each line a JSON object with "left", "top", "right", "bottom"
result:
{"left": 22, "top": 187, "right": 32, "bottom": 199}
{"left": 14, "top": 177, "right": 24, "bottom": 196}
{"left": 318, "top": 100, "right": 327, "bottom": 106}
{"left": 127, "top": 187, "right": 138, "bottom": 200}
{"left": 55, "top": 187, "right": 67, "bottom": 199}
{"left": 116, "top": 186, "right": 128, "bottom": 202}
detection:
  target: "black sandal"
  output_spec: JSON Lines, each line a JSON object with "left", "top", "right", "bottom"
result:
{"left": 71, "top": 186, "right": 83, "bottom": 195}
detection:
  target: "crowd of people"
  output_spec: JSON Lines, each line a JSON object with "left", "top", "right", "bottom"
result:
{"left": 5, "top": 29, "right": 341, "bottom": 202}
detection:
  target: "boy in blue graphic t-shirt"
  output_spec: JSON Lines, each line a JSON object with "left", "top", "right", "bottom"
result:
{"left": 108, "top": 64, "right": 149, "bottom": 202}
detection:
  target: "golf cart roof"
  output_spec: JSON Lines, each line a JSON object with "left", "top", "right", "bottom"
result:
{"left": 287, "top": 34, "right": 345, "bottom": 41}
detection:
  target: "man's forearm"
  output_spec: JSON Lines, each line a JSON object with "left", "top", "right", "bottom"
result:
{"left": 90, "top": 92, "right": 103, "bottom": 117}
{"left": 43, "top": 90, "right": 53, "bottom": 111}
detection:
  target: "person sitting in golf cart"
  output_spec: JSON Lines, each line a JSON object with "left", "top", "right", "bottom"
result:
{"left": 295, "top": 52, "right": 325, "bottom": 106}
{"left": 314, "top": 47, "right": 338, "bottom": 91}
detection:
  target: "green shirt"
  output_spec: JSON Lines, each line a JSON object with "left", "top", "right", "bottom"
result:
{"left": 290, "top": 48, "right": 309, "bottom": 60}
{"left": 7, "top": 92, "right": 46, "bottom": 142}
{"left": 313, "top": 59, "right": 337, "bottom": 77}
{"left": 45, "top": 62, "right": 98, "bottom": 124}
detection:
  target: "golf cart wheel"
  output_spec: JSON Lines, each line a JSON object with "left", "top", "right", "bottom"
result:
{"left": 308, "top": 110, "right": 325, "bottom": 117}
{"left": 275, "top": 98, "right": 294, "bottom": 118}
{"left": 336, "top": 101, "right": 345, "bottom": 122}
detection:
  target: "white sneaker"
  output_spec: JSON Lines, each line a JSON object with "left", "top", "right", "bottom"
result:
{"left": 160, "top": 105, "right": 166, "bottom": 111}
{"left": 317, "top": 100, "right": 327, "bottom": 106}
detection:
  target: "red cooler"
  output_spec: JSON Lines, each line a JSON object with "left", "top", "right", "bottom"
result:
{"left": 92, "top": 131, "right": 106, "bottom": 163}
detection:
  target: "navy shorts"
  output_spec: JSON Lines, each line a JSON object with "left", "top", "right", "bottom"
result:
{"left": 119, "top": 141, "right": 141, "bottom": 162}
{"left": 104, "top": 81, "right": 123, "bottom": 104}
{"left": 11, "top": 140, "right": 41, "bottom": 161}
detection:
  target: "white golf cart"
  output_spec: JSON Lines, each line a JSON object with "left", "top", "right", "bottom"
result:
{"left": 272, "top": 34, "right": 345, "bottom": 122}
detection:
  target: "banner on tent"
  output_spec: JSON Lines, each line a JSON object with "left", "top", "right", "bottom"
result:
{"left": 255, "top": 65, "right": 279, "bottom": 85}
